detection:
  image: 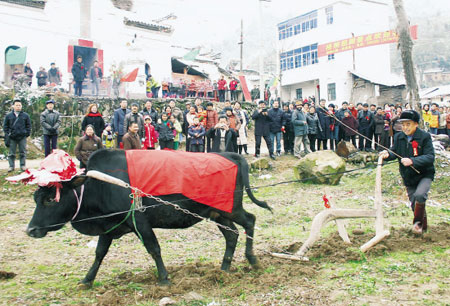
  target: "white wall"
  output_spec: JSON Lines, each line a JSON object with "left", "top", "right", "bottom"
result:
{"left": 0, "top": 0, "right": 173, "bottom": 96}
{"left": 277, "top": 0, "right": 392, "bottom": 106}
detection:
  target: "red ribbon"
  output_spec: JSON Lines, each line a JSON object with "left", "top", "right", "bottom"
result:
{"left": 365, "top": 116, "right": 369, "bottom": 120}
{"left": 323, "top": 195, "right": 331, "bottom": 209}
{"left": 411, "top": 140, "right": 419, "bottom": 157}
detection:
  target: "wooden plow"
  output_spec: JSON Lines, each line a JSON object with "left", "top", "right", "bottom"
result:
{"left": 272, "top": 156, "right": 390, "bottom": 261}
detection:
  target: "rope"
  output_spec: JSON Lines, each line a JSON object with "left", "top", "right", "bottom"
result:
{"left": 314, "top": 103, "right": 420, "bottom": 173}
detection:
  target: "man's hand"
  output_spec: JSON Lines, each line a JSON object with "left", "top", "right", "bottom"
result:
{"left": 157, "top": 119, "right": 162, "bottom": 124}
{"left": 379, "top": 150, "right": 389, "bottom": 159}
{"left": 401, "top": 158, "right": 413, "bottom": 167}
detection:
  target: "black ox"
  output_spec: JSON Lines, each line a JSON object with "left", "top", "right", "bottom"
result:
{"left": 26, "top": 150, "right": 272, "bottom": 287}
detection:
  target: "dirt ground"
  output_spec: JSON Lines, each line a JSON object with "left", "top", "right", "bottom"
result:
{"left": 0, "top": 153, "right": 449, "bottom": 306}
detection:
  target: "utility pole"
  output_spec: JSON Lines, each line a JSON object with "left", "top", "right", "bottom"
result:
{"left": 258, "top": 0, "right": 264, "bottom": 100}
{"left": 80, "top": 0, "right": 91, "bottom": 39}
{"left": 239, "top": 19, "right": 243, "bottom": 74}
{"left": 393, "top": 0, "right": 420, "bottom": 111}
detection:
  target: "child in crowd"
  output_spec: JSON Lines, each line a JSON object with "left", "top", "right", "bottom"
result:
{"left": 101, "top": 124, "right": 115, "bottom": 149}
{"left": 197, "top": 104, "right": 207, "bottom": 126}
{"left": 170, "top": 114, "right": 183, "bottom": 150}
{"left": 143, "top": 116, "right": 158, "bottom": 150}
{"left": 188, "top": 117, "right": 206, "bottom": 152}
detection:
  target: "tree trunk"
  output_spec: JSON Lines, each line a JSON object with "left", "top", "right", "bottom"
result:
{"left": 393, "top": 0, "right": 420, "bottom": 112}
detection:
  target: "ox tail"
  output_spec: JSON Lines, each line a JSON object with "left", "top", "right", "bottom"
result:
{"left": 240, "top": 157, "right": 273, "bottom": 213}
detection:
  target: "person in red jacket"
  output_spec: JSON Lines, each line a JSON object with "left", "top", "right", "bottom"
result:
{"left": 205, "top": 102, "right": 218, "bottom": 152}
{"left": 217, "top": 76, "right": 227, "bottom": 102}
{"left": 143, "top": 115, "right": 158, "bottom": 149}
{"left": 348, "top": 103, "right": 358, "bottom": 118}
{"left": 229, "top": 78, "right": 238, "bottom": 101}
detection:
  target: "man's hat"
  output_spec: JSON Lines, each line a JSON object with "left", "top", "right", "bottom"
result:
{"left": 398, "top": 110, "right": 420, "bottom": 123}
{"left": 131, "top": 102, "right": 138, "bottom": 107}
{"left": 258, "top": 100, "right": 265, "bottom": 105}
{"left": 363, "top": 103, "right": 369, "bottom": 107}
{"left": 295, "top": 100, "right": 302, "bottom": 106}
{"left": 46, "top": 99, "right": 55, "bottom": 104}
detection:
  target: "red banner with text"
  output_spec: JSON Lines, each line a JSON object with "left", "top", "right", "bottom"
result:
{"left": 317, "top": 25, "right": 418, "bottom": 57}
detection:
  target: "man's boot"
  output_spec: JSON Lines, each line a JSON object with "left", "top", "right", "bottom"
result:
{"left": 238, "top": 145, "right": 242, "bottom": 154}
{"left": 412, "top": 202, "right": 426, "bottom": 234}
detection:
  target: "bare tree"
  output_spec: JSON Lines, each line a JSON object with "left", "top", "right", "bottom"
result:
{"left": 393, "top": 0, "right": 420, "bottom": 111}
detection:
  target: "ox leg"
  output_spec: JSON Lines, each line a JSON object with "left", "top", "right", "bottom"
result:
{"left": 139, "top": 228, "right": 169, "bottom": 285}
{"left": 80, "top": 235, "right": 112, "bottom": 288}
{"left": 233, "top": 212, "right": 259, "bottom": 267}
{"left": 216, "top": 217, "right": 239, "bottom": 271}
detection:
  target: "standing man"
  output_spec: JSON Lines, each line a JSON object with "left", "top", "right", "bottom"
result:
{"left": 357, "top": 103, "right": 375, "bottom": 151}
{"left": 141, "top": 100, "right": 158, "bottom": 124}
{"left": 90, "top": 60, "right": 103, "bottom": 96}
{"left": 292, "top": 100, "right": 310, "bottom": 157}
{"left": 335, "top": 101, "right": 349, "bottom": 142}
{"left": 217, "top": 76, "right": 227, "bottom": 102}
{"left": 48, "top": 63, "right": 61, "bottom": 85}
{"left": 268, "top": 100, "right": 284, "bottom": 156}
{"left": 122, "top": 122, "right": 142, "bottom": 150}
{"left": 36, "top": 67, "right": 48, "bottom": 87}
{"left": 282, "top": 102, "right": 294, "bottom": 154}
{"left": 229, "top": 78, "right": 238, "bottom": 101}
{"left": 251, "top": 85, "right": 260, "bottom": 101}
{"left": 124, "top": 103, "right": 145, "bottom": 140}
{"left": 3, "top": 99, "right": 31, "bottom": 172}
{"left": 205, "top": 101, "right": 218, "bottom": 152}
{"left": 72, "top": 55, "right": 86, "bottom": 96}
{"left": 40, "top": 99, "right": 61, "bottom": 157}
{"left": 113, "top": 99, "right": 130, "bottom": 148}
{"left": 252, "top": 100, "right": 275, "bottom": 159}
{"left": 380, "top": 110, "right": 435, "bottom": 235}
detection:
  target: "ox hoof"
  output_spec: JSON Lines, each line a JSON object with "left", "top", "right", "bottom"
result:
{"left": 77, "top": 281, "right": 93, "bottom": 290}
{"left": 251, "top": 262, "right": 262, "bottom": 270}
{"left": 158, "top": 279, "right": 171, "bottom": 286}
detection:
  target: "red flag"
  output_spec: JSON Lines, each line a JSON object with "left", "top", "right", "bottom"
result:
{"left": 120, "top": 68, "right": 139, "bottom": 82}
{"left": 238, "top": 75, "right": 252, "bottom": 102}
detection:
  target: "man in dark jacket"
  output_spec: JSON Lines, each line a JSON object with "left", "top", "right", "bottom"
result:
{"left": 90, "top": 60, "right": 103, "bottom": 96}
{"left": 357, "top": 103, "right": 375, "bottom": 151}
{"left": 373, "top": 107, "right": 385, "bottom": 151}
{"left": 48, "top": 63, "right": 61, "bottom": 85}
{"left": 113, "top": 99, "right": 130, "bottom": 148}
{"left": 36, "top": 67, "right": 48, "bottom": 87}
{"left": 335, "top": 101, "right": 349, "bottom": 142}
{"left": 40, "top": 99, "right": 61, "bottom": 157}
{"left": 122, "top": 122, "right": 142, "bottom": 150}
{"left": 268, "top": 101, "right": 284, "bottom": 156}
{"left": 141, "top": 100, "right": 158, "bottom": 124}
{"left": 72, "top": 55, "right": 86, "bottom": 96}
{"left": 252, "top": 100, "right": 275, "bottom": 159}
{"left": 282, "top": 103, "right": 294, "bottom": 154}
{"left": 124, "top": 103, "right": 145, "bottom": 139}
{"left": 292, "top": 101, "right": 310, "bottom": 157}
{"left": 380, "top": 110, "right": 435, "bottom": 235}
{"left": 3, "top": 99, "right": 31, "bottom": 171}
{"left": 207, "top": 116, "right": 237, "bottom": 153}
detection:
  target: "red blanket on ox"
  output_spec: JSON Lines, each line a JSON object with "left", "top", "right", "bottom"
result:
{"left": 125, "top": 150, "right": 238, "bottom": 213}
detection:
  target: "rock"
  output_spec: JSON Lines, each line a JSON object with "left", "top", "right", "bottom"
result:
{"left": 293, "top": 150, "right": 346, "bottom": 185}
{"left": 184, "top": 291, "right": 204, "bottom": 301}
{"left": 159, "top": 297, "right": 177, "bottom": 306}
{"left": 336, "top": 140, "right": 358, "bottom": 158}
{"left": 432, "top": 134, "right": 449, "bottom": 148}
{"left": 352, "top": 229, "right": 365, "bottom": 235}
{"left": 250, "top": 157, "right": 271, "bottom": 171}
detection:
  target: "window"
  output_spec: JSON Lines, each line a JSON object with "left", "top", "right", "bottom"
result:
{"left": 296, "top": 88, "right": 303, "bottom": 100}
{"left": 280, "top": 44, "right": 318, "bottom": 71}
{"left": 326, "top": 6, "right": 333, "bottom": 25}
{"left": 327, "top": 83, "right": 336, "bottom": 101}
{"left": 278, "top": 10, "right": 318, "bottom": 40}
{"left": 328, "top": 54, "right": 335, "bottom": 61}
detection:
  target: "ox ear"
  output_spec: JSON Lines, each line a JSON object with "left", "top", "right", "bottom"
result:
{"left": 67, "top": 175, "right": 87, "bottom": 189}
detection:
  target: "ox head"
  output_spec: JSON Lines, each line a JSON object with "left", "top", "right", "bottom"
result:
{"left": 26, "top": 176, "right": 87, "bottom": 238}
